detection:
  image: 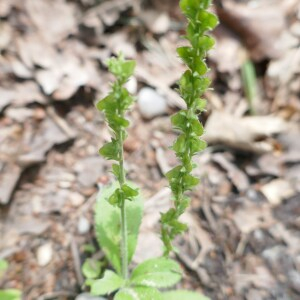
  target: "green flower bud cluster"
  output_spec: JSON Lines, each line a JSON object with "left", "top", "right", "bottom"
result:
{"left": 96, "top": 54, "right": 138, "bottom": 208}
{"left": 161, "top": 0, "right": 219, "bottom": 256}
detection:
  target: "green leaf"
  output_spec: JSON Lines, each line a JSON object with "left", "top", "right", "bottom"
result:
{"left": 82, "top": 244, "right": 97, "bottom": 254}
{"left": 193, "top": 76, "right": 211, "bottom": 96}
{"left": 197, "top": 35, "right": 215, "bottom": 52}
{"left": 0, "top": 259, "right": 8, "bottom": 273}
{"left": 91, "top": 270, "right": 124, "bottom": 296}
{"left": 189, "top": 118, "right": 204, "bottom": 136}
{"left": 122, "top": 184, "right": 139, "bottom": 199}
{"left": 182, "top": 173, "right": 200, "bottom": 190}
{"left": 196, "top": 10, "right": 219, "bottom": 31}
{"left": 193, "top": 98, "right": 207, "bottom": 112}
{"left": 107, "top": 56, "right": 136, "bottom": 81}
{"left": 96, "top": 94, "right": 116, "bottom": 113}
{"left": 171, "top": 111, "right": 187, "bottom": 132}
{"left": 112, "top": 164, "right": 121, "bottom": 180}
{"left": 108, "top": 188, "right": 122, "bottom": 206}
{"left": 193, "top": 57, "right": 208, "bottom": 75}
{"left": 99, "top": 139, "right": 119, "bottom": 161}
{"left": 189, "top": 138, "right": 207, "bottom": 155}
{"left": 130, "top": 257, "right": 182, "bottom": 288}
{"left": 162, "top": 290, "right": 210, "bottom": 300}
{"left": 177, "top": 46, "right": 193, "bottom": 67}
{"left": 0, "top": 289, "right": 21, "bottom": 300}
{"left": 172, "top": 134, "right": 186, "bottom": 154}
{"left": 82, "top": 258, "right": 102, "bottom": 279}
{"left": 114, "top": 287, "right": 163, "bottom": 300}
{"left": 108, "top": 114, "right": 130, "bottom": 131}
{"left": 95, "top": 182, "right": 143, "bottom": 275}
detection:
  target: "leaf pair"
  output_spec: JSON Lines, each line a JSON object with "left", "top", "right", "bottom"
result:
{"left": 95, "top": 183, "right": 143, "bottom": 275}
{"left": 108, "top": 185, "right": 139, "bottom": 206}
{"left": 90, "top": 257, "right": 182, "bottom": 298}
{"left": 116, "top": 289, "right": 210, "bottom": 300}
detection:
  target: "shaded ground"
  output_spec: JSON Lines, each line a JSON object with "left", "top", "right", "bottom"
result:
{"left": 0, "top": 0, "right": 300, "bottom": 299}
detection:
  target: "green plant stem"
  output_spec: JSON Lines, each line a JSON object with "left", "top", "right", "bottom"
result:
{"left": 117, "top": 117, "right": 128, "bottom": 280}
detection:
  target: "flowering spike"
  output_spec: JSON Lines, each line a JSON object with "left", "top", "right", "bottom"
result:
{"left": 161, "top": 0, "right": 219, "bottom": 256}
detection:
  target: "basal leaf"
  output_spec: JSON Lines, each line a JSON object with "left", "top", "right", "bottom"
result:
{"left": 130, "top": 257, "right": 182, "bottom": 288}
{"left": 82, "top": 258, "right": 102, "bottom": 279}
{"left": 91, "top": 270, "right": 124, "bottom": 296}
{"left": 114, "top": 287, "right": 163, "bottom": 300}
{"left": 95, "top": 182, "right": 143, "bottom": 275}
{"left": 162, "top": 290, "right": 210, "bottom": 300}
{"left": 0, "top": 289, "right": 21, "bottom": 300}
{"left": 0, "top": 259, "right": 8, "bottom": 274}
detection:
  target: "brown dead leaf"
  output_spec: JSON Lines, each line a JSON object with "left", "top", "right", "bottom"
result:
{"left": 140, "top": 10, "right": 170, "bottom": 35}
{"left": 210, "top": 26, "right": 245, "bottom": 73}
{"left": 133, "top": 188, "right": 171, "bottom": 263}
{"left": 233, "top": 255, "right": 276, "bottom": 293}
{"left": 212, "top": 153, "right": 249, "bottom": 192}
{"left": 0, "top": 22, "right": 12, "bottom": 51}
{"left": 18, "top": 115, "right": 75, "bottom": 167}
{"left": 14, "top": 81, "right": 46, "bottom": 106}
{"left": 217, "top": 0, "right": 287, "bottom": 60}
{"left": 24, "top": 0, "right": 77, "bottom": 45}
{"left": 0, "top": 87, "right": 14, "bottom": 112}
{"left": 0, "top": 163, "right": 22, "bottom": 205}
{"left": 16, "top": 34, "right": 59, "bottom": 69}
{"left": 181, "top": 211, "right": 216, "bottom": 266}
{"left": 204, "top": 111, "right": 288, "bottom": 153}
{"left": 7, "top": 55, "right": 33, "bottom": 79}
{"left": 260, "top": 179, "right": 296, "bottom": 206}
{"left": 233, "top": 203, "right": 275, "bottom": 234}
{"left": 0, "top": 1, "right": 12, "bottom": 17}
{"left": 83, "top": 0, "right": 133, "bottom": 27}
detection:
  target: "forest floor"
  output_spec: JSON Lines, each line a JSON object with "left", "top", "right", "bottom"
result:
{"left": 0, "top": 0, "right": 300, "bottom": 299}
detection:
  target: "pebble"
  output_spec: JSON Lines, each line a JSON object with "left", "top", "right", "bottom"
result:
{"left": 78, "top": 217, "right": 90, "bottom": 234}
{"left": 69, "top": 191, "right": 85, "bottom": 207}
{"left": 75, "top": 293, "right": 106, "bottom": 300}
{"left": 37, "top": 242, "right": 53, "bottom": 267}
{"left": 142, "top": 10, "right": 170, "bottom": 34}
{"left": 125, "top": 76, "right": 138, "bottom": 94}
{"left": 138, "top": 87, "right": 168, "bottom": 119}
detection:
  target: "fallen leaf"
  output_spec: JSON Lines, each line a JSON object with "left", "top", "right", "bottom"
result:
{"left": 204, "top": 111, "right": 288, "bottom": 153}
{"left": 233, "top": 203, "right": 275, "bottom": 234}
{"left": 260, "top": 179, "right": 296, "bottom": 206}
{"left": 212, "top": 153, "right": 250, "bottom": 192}
{"left": 24, "top": 0, "right": 77, "bottom": 45}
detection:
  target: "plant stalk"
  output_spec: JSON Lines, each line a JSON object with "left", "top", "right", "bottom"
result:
{"left": 119, "top": 129, "right": 128, "bottom": 280}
